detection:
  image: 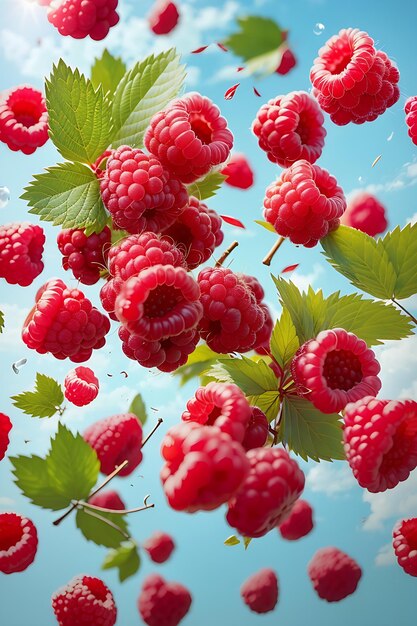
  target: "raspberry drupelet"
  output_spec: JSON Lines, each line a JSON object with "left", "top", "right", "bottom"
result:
{"left": 138, "top": 574, "right": 191, "bottom": 626}
{"left": 47, "top": 0, "right": 120, "bottom": 41}
{"left": 221, "top": 153, "right": 254, "bottom": 189}
{"left": 57, "top": 226, "right": 111, "bottom": 285}
{"left": 278, "top": 499, "right": 314, "bottom": 540}
{"left": 0, "top": 86, "right": 49, "bottom": 154}
{"left": 149, "top": 1, "right": 179, "bottom": 35}
{"left": 143, "top": 531, "right": 175, "bottom": 563}
{"left": 405, "top": 96, "right": 417, "bottom": 146}
{"left": 64, "top": 366, "right": 99, "bottom": 407}
{"left": 240, "top": 568, "right": 279, "bottom": 614}
{"left": 52, "top": 575, "right": 117, "bottom": 626}
{"left": 0, "top": 512, "right": 38, "bottom": 574}
{"left": 393, "top": 518, "right": 417, "bottom": 577}
{"left": 0, "top": 413, "right": 12, "bottom": 462}
{"left": 0, "top": 223, "right": 45, "bottom": 286}
{"left": 341, "top": 192, "right": 388, "bottom": 236}
{"left": 308, "top": 547, "right": 362, "bottom": 602}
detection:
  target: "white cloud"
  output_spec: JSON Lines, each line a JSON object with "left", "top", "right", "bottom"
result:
{"left": 209, "top": 64, "right": 241, "bottom": 84}
{"left": 362, "top": 470, "right": 417, "bottom": 531}
{"left": 375, "top": 334, "right": 417, "bottom": 399}
{"left": 0, "top": 497, "right": 16, "bottom": 509}
{"left": 307, "top": 462, "right": 356, "bottom": 496}
{"left": 375, "top": 543, "right": 396, "bottom": 567}
{"left": 290, "top": 263, "right": 324, "bottom": 293}
{"left": 348, "top": 159, "right": 417, "bottom": 200}
{"left": 0, "top": 303, "right": 29, "bottom": 353}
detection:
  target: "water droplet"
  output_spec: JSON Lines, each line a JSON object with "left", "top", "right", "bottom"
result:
{"left": 313, "top": 23, "right": 325, "bottom": 35}
{"left": 12, "top": 358, "right": 27, "bottom": 374}
{"left": 387, "top": 131, "right": 394, "bottom": 142}
{"left": 0, "top": 186, "right": 10, "bottom": 209}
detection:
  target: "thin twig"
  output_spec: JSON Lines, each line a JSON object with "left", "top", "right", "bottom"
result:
{"left": 74, "top": 500, "right": 155, "bottom": 516}
{"left": 215, "top": 240, "right": 239, "bottom": 267}
{"left": 391, "top": 298, "right": 417, "bottom": 325}
{"left": 82, "top": 508, "right": 130, "bottom": 540}
{"left": 142, "top": 418, "right": 163, "bottom": 448}
{"left": 262, "top": 236, "right": 285, "bottom": 266}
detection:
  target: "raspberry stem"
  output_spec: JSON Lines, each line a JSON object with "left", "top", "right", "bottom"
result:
{"left": 262, "top": 236, "right": 285, "bottom": 266}
{"left": 391, "top": 298, "right": 417, "bottom": 325}
{"left": 82, "top": 508, "right": 131, "bottom": 540}
{"left": 74, "top": 499, "right": 155, "bottom": 516}
{"left": 215, "top": 240, "right": 239, "bottom": 267}
{"left": 142, "top": 417, "right": 163, "bottom": 447}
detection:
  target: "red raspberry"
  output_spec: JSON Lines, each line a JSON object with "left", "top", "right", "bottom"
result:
{"left": 341, "top": 192, "right": 387, "bottom": 236}
{"left": 393, "top": 518, "right": 417, "bottom": 577}
{"left": 343, "top": 396, "right": 417, "bottom": 492}
{"left": 0, "top": 223, "right": 45, "bottom": 287}
{"left": 0, "top": 512, "right": 38, "bottom": 574}
{"left": 253, "top": 92, "right": 326, "bottom": 167}
{"left": 310, "top": 28, "right": 400, "bottom": 125}
{"left": 221, "top": 153, "right": 254, "bottom": 189}
{"left": 0, "top": 86, "right": 48, "bottom": 154}
{"left": 57, "top": 226, "right": 111, "bottom": 285}
{"left": 149, "top": 0, "right": 179, "bottom": 35}
{"left": 47, "top": 0, "right": 120, "bottom": 41}
{"left": 161, "top": 422, "right": 249, "bottom": 512}
{"left": 242, "top": 407, "right": 269, "bottom": 451}
{"left": 291, "top": 328, "right": 381, "bottom": 414}
{"left": 278, "top": 499, "right": 314, "bottom": 540}
{"left": 240, "top": 568, "right": 278, "bottom": 614}
{"left": 138, "top": 574, "right": 191, "bottom": 626}
{"left": 143, "top": 531, "right": 175, "bottom": 563}
{"left": 100, "top": 146, "right": 188, "bottom": 234}
{"left": 276, "top": 48, "right": 297, "bottom": 75}
{"left": 119, "top": 326, "right": 199, "bottom": 372}
{"left": 254, "top": 304, "right": 274, "bottom": 355}
{"left": 405, "top": 96, "right": 417, "bottom": 145}
{"left": 263, "top": 160, "right": 346, "bottom": 247}
{"left": 22, "top": 278, "right": 110, "bottom": 362}
{"left": 64, "top": 366, "right": 99, "bottom": 407}
{"left": 226, "top": 447, "right": 305, "bottom": 538}
{"left": 308, "top": 547, "right": 362, "bottom": 602}
{"left": 182, "top": 382, "right": 251, "bottom": 443}
{"left": 83, "top": 413, "right": 143, "bottom": 477}
{"left": 144, "top": 92, "right": 234, "bottom": 184}
{"left": 88, "top": 490, "right": 125, "bottom": 510}
{"left": 52, "top": 575, "right": 117, "bottom": 626}
{"left": 162, "top": 196, "right": 224, "bottom": 270}
{"left": 236, "top": 273, "right": 265, "bottom": 302}
{"left": 197, "top": 266, "right": 265, "bottom": 353}
{"left": 0, "top": 413, "right": 12, "bottom": 462}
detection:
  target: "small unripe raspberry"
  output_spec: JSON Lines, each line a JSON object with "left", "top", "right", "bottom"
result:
{"left": 308, "top": 547, "right": 362, "bottom": 602}
{"left": 278, "top": 499, "right": 314, "bottom": 540}
{"left": 64, "top": 366, "right": 99, "bottom": 407}
{"left": 0, "top": 512, "right": 38, "bottom": 574}
{"left": 143, "top": 531, "right": 175, "bottom": 563}
{"left": 393, "top": 517, "right": 417, "bottom": 577}
{"left": 52, "top": 574, "right": 117, "bottom": 626}
{"left": 240, "top": 568, "right": 278, "bottom": 614}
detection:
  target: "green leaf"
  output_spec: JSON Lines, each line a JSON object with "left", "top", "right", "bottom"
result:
{"left": 187, "top": 172, "right": 226, "bottom": 201}
{"left": 254, "top": 219, "right": 276, "bottom": 234}
{"left": 207, "top": 355, "right": 278, "bottom": 396}
{"left": 91, "top": 49, "right": 127, "bottom": 97}
{"left": 243, "top": 537, "right": 252, "bottom": 550}
{"left": 381, "top": 224, "right": 417, "bottom": 299}
{"left": 270, "top": 309, "right": 299, "bottom": 370}
{"left": 247, "top": 390, "right": 280, "bottom": 423}
{"left": 46, "top": 59, "right": 113, "bottom": 164}
{"left": 76, "top": 508, "right": 128, "bottom": 549}
{"left": 281, "top": 396, "right": 345, "bottom": 462}
{"left": 224, "top": 535, "right": 240, "bottom": 546}
{"left": 173, "top": 344, "right": 229, "bottom": 386}
{"left": 111, "top": 48, "right": 185, "bottom": 149}
{"left": 129, "top": 393, "right": 148, "bottom": 426}
{"left": 10, "top": 455, "right": 70, "bottom": 510}
{"left": 22, "top": 161, "right": 108, "bottom": 235}
{"left": 102, "top": 541, "right": 141, "bottom": 582}
{"left": 11, "top": 373, "right": 64, "bottom": 419}
{"left": 0, "top": 309, "right": 4, "bottom": 333}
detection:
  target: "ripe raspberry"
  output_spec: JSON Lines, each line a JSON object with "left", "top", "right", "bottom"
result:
{"left": 242, "top": 407, "right": 269, "bottom": 451}
{"left": 161, "top": 422, "right": 249, "bottom": 512}
{"left": 263, "top": 160, "right": 346, "bottom": 247}
{"left": 0, "top": 86, "right": 48, "bottom": 154}
{"left": 149, "top": 0, "right": 179, "bottom": 35}
{"left": 405, "top": 96, "right": 417, "bottom": 146}
{"left": 83, "top": 413, "right": 143, "bottom": 477}
{"left": 221, "top": 153, "right": 254, "bottom": 189}
{"left": 197, "top": 266, "right": 265, "bottom": 353}
{"left": 100, "top": 146, "right": 188, "bottom": 234}
{"left": 52, "top": 575, "right": 117, "bottom": 626}
{"left": 308, "top": 547, "right": 362, "bottom": 602}
{"left": 0, "top": 223, "right": 45, "bottom": 286}
{"left": 343, "top": 396, "right": 417, "bottom": 492}
{"left": 291, "top": 328, "right": 381, "bottom": 414}
{"left": 64, "top": 366, "right": 99, "bottom": 407}
{"left": 276, "top": 48, "right": 297, "bottom": 75}
{"left": 119, "top": 326, "right": 199, "bottom": 372}
{"left": 310, "top": 28, "right": 400, "bottom": 125}
{"left": 47, "top": 0, "right": 120, "bottom": 41}
{"left": 144, "top": 92, "right": 234, "bottom": 184}
{"left": 226, "top": 447, "right": 305, "bottom": 538}
{"left": 341, "top": 192, "right": 387, "bottom": 236}
{"left": 236, "top": 273, "right": 265, "bottom": 302}
{"left": 57, "top": 226, "right": 111, "bottom": 285}
{"left": 0, "top": 413, "right": 12, "bottom": 462}
{"left": 0, "top": 512, "right": 38, "bottom": 574}
{"left": 22, "top": 278, "right": 110, "bottom": 362}
{"left": 88, "top": 490, "right": 125, "bottom": 511}
{"left": 278, "top": 499, "right": 314, "bottom": 540}
{"left": 162, "top": 196, "right": 224, "bottom": 270}
{"left": 393, "top": 518, "right": 417, "bottom": 577}
{"left": 138, "top": 574, "right": 191, "bottom": 626}
{"left": 182, "top": 382, "right": 251, "bottom": 443}
{"left": 143, "top": 531, "right": 175, "bottom": 563}
{"left": 240, "top": 568, "right": 278, "bottom": 614}
{"left": 254, "top": 304, "right": 274, "bottom": 355}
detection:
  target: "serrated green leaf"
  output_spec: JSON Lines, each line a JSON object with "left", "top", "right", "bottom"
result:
{"left": 76, "top": 508, "right": 128, "bottom": 549}
{"left": 102, "top": 541, "right": 141, "bottom": 582}
{"left": 224, "top": 535, "right": 241, "bottom": 546}
{"left": 173, "top": 344, "right": 229, "bottom": 385}
{"left": 10, "top": 455, "right": 70, "bottom": 510}
{"left": 243, "top": 537, "right": 252, "bottom": 550}
{"left": 187, "top": 172, "right": 226, "bottom": 201}
{"left": 270, "top": 309, "right": 299, "bottom": 370}
{"left": 111, "top": 48, "right": 185, "bottom": 149}
{"left": 91, "top": 49, "right": 127, "bottom": 97}
{"left": 22, "top": 161, "right": 107, "bottom": 235}
{"left": 46, "top": 59, "right": 113, "bottom": 164}
{"left": 254, "top": 220, "right": 276, "bottom": 234}
{"left": 207, "top": 355, "right": 278, "bottom": 396}
{"left": 0, "top": 309, "right": 4, "bottom": 333}
{"left": 247, "top": 391, "right": 280, "bottom": 423}
{"left": 381, "top": 224, "right": 417, "bottom": 299}
{"left": 11, "top": 373, "right": 64, "bottom": 419}
{"left": 129, "top": 393, "right": 147, "bottom": 426}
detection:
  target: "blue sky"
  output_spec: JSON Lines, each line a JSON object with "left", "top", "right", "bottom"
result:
{"left": 1, "top": 0, "right": 417, "bottom": 624}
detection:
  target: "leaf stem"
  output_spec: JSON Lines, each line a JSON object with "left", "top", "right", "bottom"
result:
{"left": 262, "top": 236, "right": 285, "bottom": 266}
{"left": 142, "top": 418, "right": 163, "bottom": 448}
{"left": 215, "top": 240, "right": 239, "bottom": 267}
{"left": 391, "top": 298, "right": 417, "bottom": 325}
{"left": 73, "top": 500, "right": 155, "bottom": 516}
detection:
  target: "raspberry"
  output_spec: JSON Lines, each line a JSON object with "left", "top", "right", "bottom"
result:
{"left": 254, "top": 304, "right": 274, "bottom": 355}
{"left": 341, "top": 192, "right": 387, "bottom": 236}
{"left": 161, "top": 422, "right": 249, "bottom": 512}
{"left": 237, "top": 273, "right": 265, "bottom": 302}
{"left": 144, "top": 92, "right": 234, "bottom": 184}
{"left": 253, "top": 92, "right": 326, "bottom": 167}
{"left": 119, "top": 326, "right": 200, "bottom": 372}
{"left": 278, "top": 499, "right": 314, "bottom": 540}
{"left": 115, "top": 265, "right": 202, "bottom": 340}
{"left": 197, "top": 267, "right": 265, "bottom": 353}
{"left": 138, "top": 574, "right": 192, "bottom": 626}
{"left": 143, "top": 531, "right": 175, "bottom": 563}
{"left": 182, "top": 382, "right": 251, "bottom": 443}
{"left": 22, "top": 278, "right": 110, "bottom": 362}
{"left": 52, "top": 575, "right": 117, "bottom": 626}
{"left": 83, "top": 413, "right": 143, "bottom": 477}
{"left": 0, "top": 413, "right": 12, "bottom": 462}
{"left": 64, "top": 366, "right": 99, "bottom": 407}
{"left": 149, "top": 0, "right": 179, "bottom": 35}
{"left": 343, "top": 396, "right": 417, "bottom": 492}
{"left": 226, "top": 447, "right": 305, "bottom": 538}
{"left": 57, "top": 226, "right": 111, "bottom": 285}
{"left": 263, "top": 160, "right": 346, "bottom": 247}
{"left": 0, "top": 223, "right": 45, "bottom": 287}
{"left": 291, "top": 328, "right": 381, "bottom": 414}
{"left": 0, "top": 512, "right": 38, "bottom": 574}
{"left": 405, "top": 96, "right": 417, "bottom": 146}
{"left": 0, "top": 86, "right": 48, "bottom": 154}
{"left": 162, "top": 196, "right": 224, "bottom": 269}
{"left": 221, "top": 153, "right": 254, "bottom": 189}
{"left": 88, "top": 490, "right": 125, "bottom": 510}
{"left": 242, "top": 407, "right": 269, "bottom": 451}
{"left": 240, "top": 568, "right": 278, "bottom": 614}
{"left": 308, "top": 547, "right": 362, "bottom": 602}
{"left": 276, "top": 48, "right": 297, "bottom": 75}
{"left": 47, "top": 0, "right": 120, "bottom": 41}
{"left": 310, "top": 28, "right": 400, "bottom": 125}
{"left": 393, "top": 518, "right": 417, "bottom": 577}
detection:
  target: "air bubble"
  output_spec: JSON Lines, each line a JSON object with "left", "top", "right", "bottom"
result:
{"left": 313, "top": 23, "right": 325, "bottom": 35}
{"left": 0, "top": 186, "right": 10, "bottom": 209}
